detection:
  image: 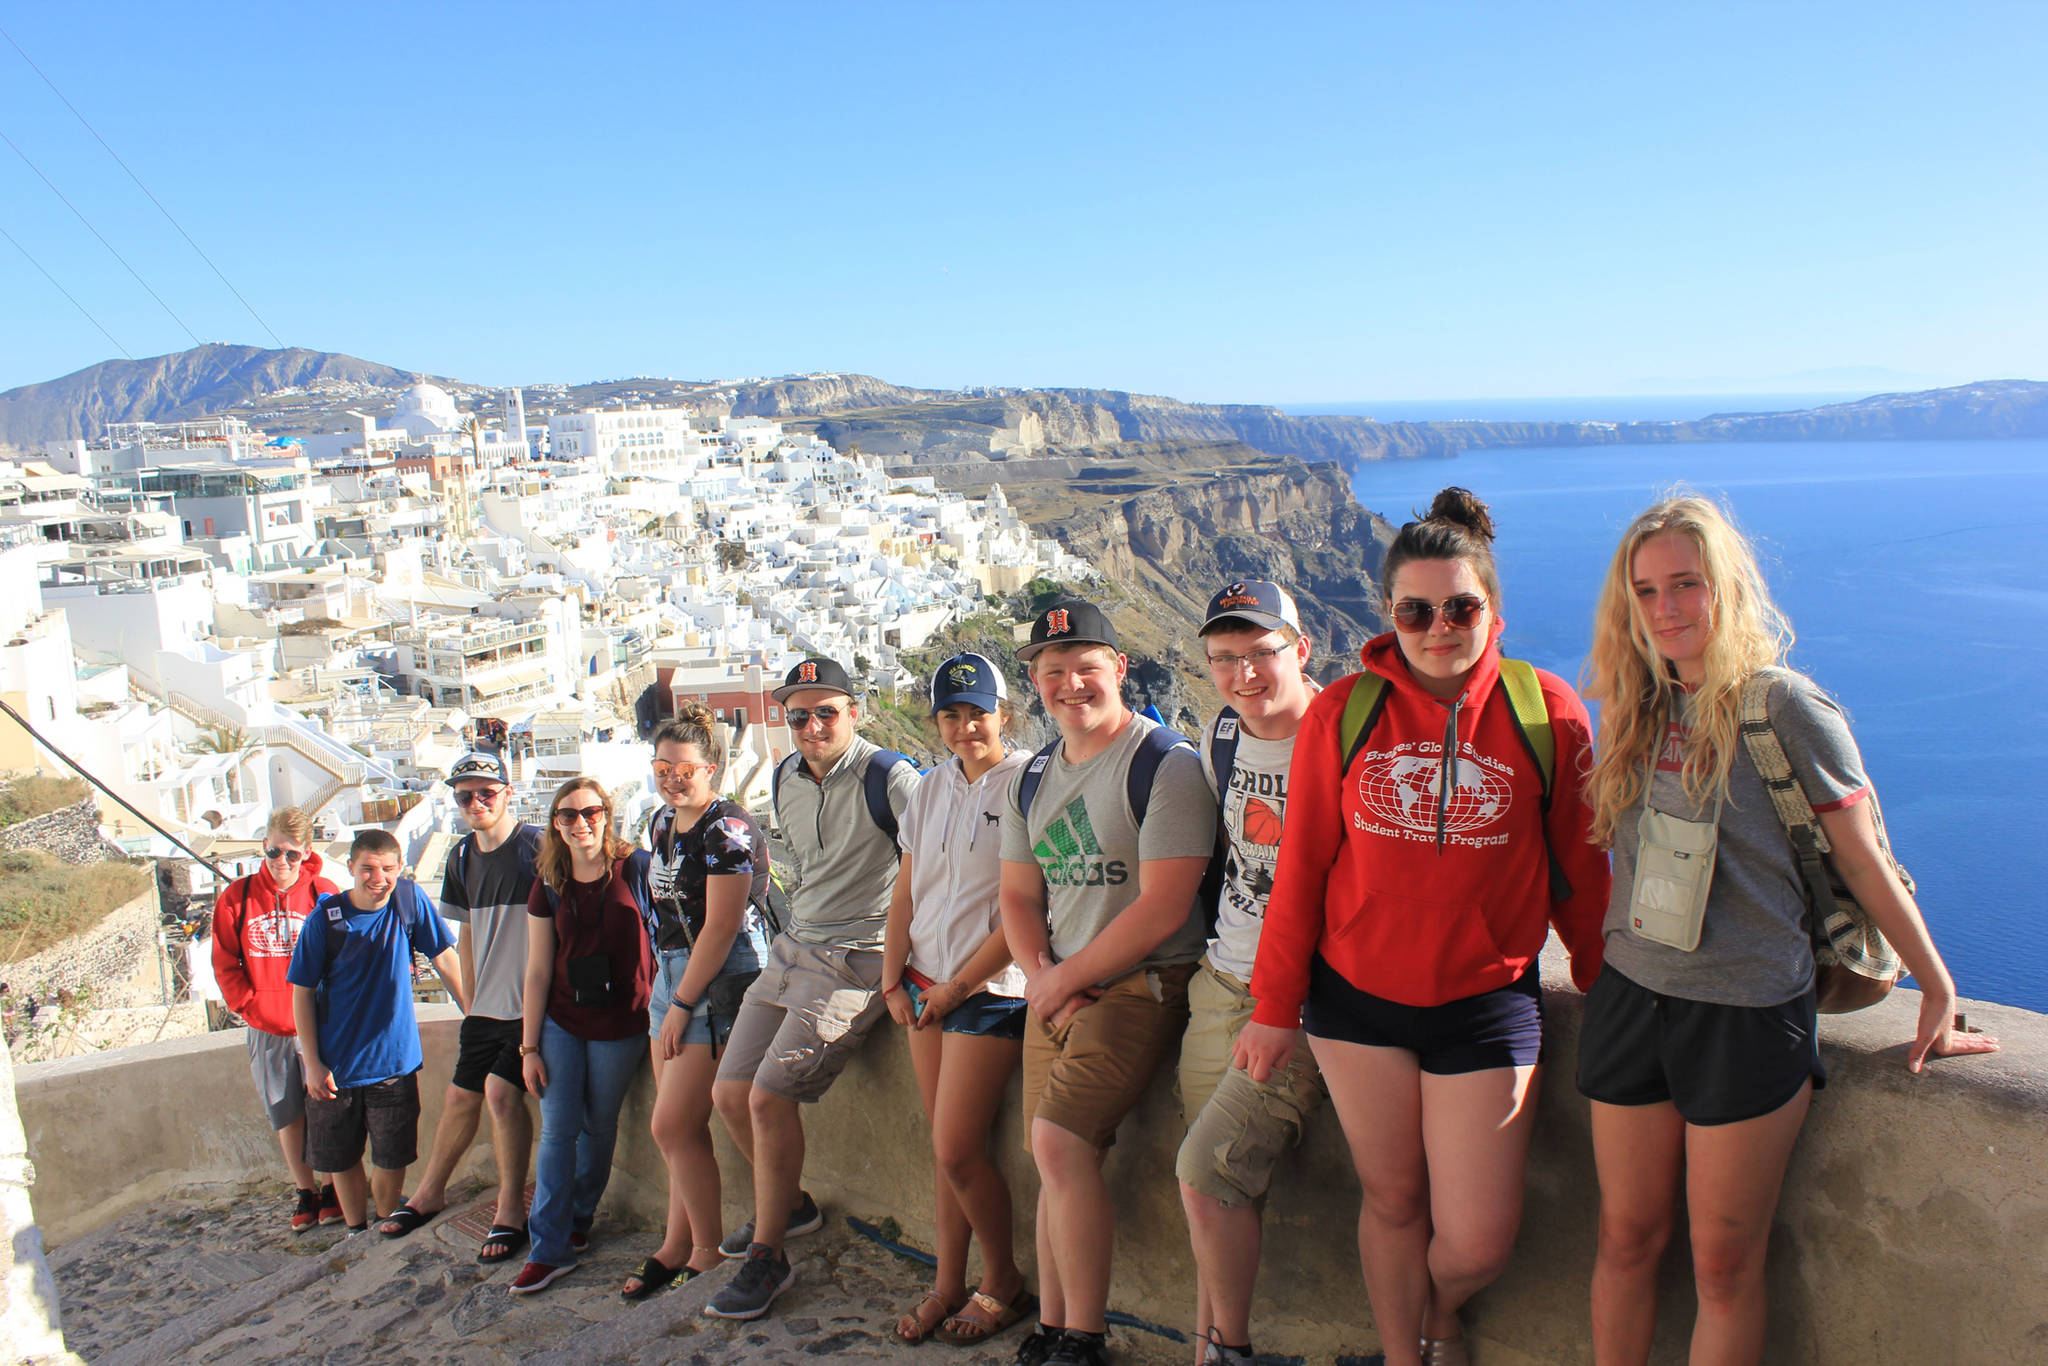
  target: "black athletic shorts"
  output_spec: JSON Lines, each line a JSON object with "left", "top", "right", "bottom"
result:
{"left": 451, "top": 1015, "right": 527, "bottom": 1094}
{"left": 306, "top": 1072, "right": 421, "bottom": 1172}
{"left": 1302, "top": 956, "right": 1543, "bottom": 1074}
{"left": 1576, "top": 967, "right": 1826, "bottom": 1126}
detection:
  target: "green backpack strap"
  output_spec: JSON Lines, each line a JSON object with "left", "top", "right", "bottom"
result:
{"left": 1496, "top": 657, "right": 1555, "bottom": 807}
{"left": 1337, "top": 672, "right": 1390, "bottom": 774}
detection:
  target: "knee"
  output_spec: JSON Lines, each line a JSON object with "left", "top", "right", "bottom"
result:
{"left": 1597, "top": 1207, "right": 1676, "bottom": 1272}
{"left": 1432, "top": 1231, "right": 1516, "bottom": 1289}
{"left": 1030, "top": 1122, "right": 1095, "bottom": 1186}
{"left": 1358, "top": 1174, "right": 1430, "bottom": 1230}
{"left": 712, "top": 1081, "right": 749, "bottom": 1123}
{"left": 748, "top": 1085, "right": 796, "bottom": 1130}
{"left": 1179, "top": 1180, "right": 1221, "bottom": 1230}
{"left": 485, "top": 1085, "right": 525, "bottom": 1124}
{"left": 934, "top": 1136, "right": 989, "bottom": 1191}
{"left": 1690, "top": 1232, "right": 1767, "bottom": 1308}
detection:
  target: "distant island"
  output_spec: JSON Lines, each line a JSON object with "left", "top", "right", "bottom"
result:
{"left": 0, "top": 343, "right": 2041, "bottom": 473}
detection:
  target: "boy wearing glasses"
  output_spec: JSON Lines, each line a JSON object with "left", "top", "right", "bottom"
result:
{"left": 376, "top": 752, "right": 542, "bottom": 1261}
{"left": 1175, "top": 583, "right": 1326, "bottom": 1366}
{"left": 998, "top": 601, "right": 1217, "bottom": 1366}
{"left": 288, "top": 829, "right": 468, "bottom": 1232}
{"left": 706, "top": 656, "right": 919, "bottom": 1321}
{"left": 212, "top": 806, "right": 341, "bottom": 1234}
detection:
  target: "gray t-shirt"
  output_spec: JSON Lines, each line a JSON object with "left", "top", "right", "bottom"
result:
{"left": 776, "top": 733, "right": 920, "bottom": 952}
{"left": 1001, "top": 713, "right": 1218, "bottom": 980}
{"left": 1200, "top": 715, "right": 1298, "bottom": 981}
{"left": 1601, "top": 671, "right": 1869, "bottom": 1007}
{"left": 438, "top": 824, "right": 541, "bottom": 1022}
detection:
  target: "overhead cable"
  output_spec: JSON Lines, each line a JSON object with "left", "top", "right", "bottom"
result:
{"left": 0, "top": 124, "right": 203, "bottom": 347}
{"left": 0, "top": 217, "right": 132, "bottom": 358}
{"left": 0, "top": 22, "right": 285, "bottom": 349}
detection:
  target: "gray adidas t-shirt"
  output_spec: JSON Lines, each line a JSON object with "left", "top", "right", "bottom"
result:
{"left": 1001, "top": 713, "right": 1218, "bottom": 981}
{"left": 1200, "top": 716, "right": 1298, "bottom": 981}
{"left": 1601, "top": 671, "right": 1869, "bottom": 1008}
{"left": 438, "top": 824, "right": 541, "bottom": 1022}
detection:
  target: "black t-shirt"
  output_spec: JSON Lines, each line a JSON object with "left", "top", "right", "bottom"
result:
{"left": 647, "top": 799, "right": 769, "bottom": 951}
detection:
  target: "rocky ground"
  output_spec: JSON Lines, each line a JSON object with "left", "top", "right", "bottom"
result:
{"left": 44, "top": 1180, "right": 1202, "bottom": 1366}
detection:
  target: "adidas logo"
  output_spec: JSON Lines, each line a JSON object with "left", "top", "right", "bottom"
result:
{"left": 1032, "top": 797, "right": 1129, "bottom": 888}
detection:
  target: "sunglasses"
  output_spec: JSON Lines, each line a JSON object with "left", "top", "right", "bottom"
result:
{"left": 651, "top": 761, "right": 714, "bottom": 780}
{"left": 452, "top": 787, "right": 504, "bottom": 807}
{"left": 553, "top": 805, "right": 609, "bottom": 827}
{"left": 785, "top": 705, "right": 842, "bottom": 728}
{"left": 1392, "top": 594, "right": 1489, "bottom": 633}
{"left": 263, "top": 847, "right": 306, "bottom": 864}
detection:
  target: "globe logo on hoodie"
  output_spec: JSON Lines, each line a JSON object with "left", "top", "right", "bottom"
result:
{"left": 1357, "top": 746, "right": 1514, "bottom": 839}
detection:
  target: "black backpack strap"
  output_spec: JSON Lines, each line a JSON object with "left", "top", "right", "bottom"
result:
{"left": 864, "top": 750, "right": 914, "bottom": 845}
{"left": 1196, "top": 710, "right": 1241, "bottom": 936}
{"left": 1126, "top": 722, "right": 1194, "bottom": 826}
{"left": 770, "top": 752, "right": 800, "bottom": 825}
{"left": 1015, "top": 738, "right": 1062, "bottom": 821}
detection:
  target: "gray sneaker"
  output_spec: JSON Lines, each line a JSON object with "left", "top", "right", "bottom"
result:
{"left": 702, "top": 1244, "right": 795, "bottom": 1320}
{"left": 718, "top": 1190, "right": 823, "bottom": 1258}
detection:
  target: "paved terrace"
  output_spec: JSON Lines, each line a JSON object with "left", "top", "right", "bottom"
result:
{"left": 15, "top": 941, "right": 2048, "bottom": 1364}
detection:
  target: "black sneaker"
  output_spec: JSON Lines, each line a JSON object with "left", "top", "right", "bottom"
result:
{"left": 702, "top": 1243, "right": 795, "bottom": 1320}
{"left": 719, "top": 1190, "right": 823, "bottom": 1258}
{"left": 1015, "top": 1328, "right": 1064, "bottom": 1366}
{"left": 1044, "top": 1329, "right": 1109, "bottom": 1366}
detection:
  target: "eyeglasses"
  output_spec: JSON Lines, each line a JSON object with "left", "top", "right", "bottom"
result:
{"left": 785, "top": 705, "right": 842, "bottom": 729}
{"left": 452, "top": 787, "right": 504, "bottom": 807}
{"left": 1391, "top": 594, "right": 1489, "bottom": 633}
{"left": 651, "top": 761, "right": 713, "bottom": 780}
{"left": 263, "top": 847, "right": 305, "bottom": 864}
{"left": 553, "top": 806, "right": 609, "bottom": 827}
{"left": 1205, "top": 646, "right": 1286, "bottom": 673}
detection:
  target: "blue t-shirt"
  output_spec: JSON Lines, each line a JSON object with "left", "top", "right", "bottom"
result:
{"left": 286, "top": 879, "right": 456, "bottom": 1088}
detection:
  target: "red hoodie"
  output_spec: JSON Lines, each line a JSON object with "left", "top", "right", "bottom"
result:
{"left": 211, "top": 852, "right": 336, "bottom": 1036}
{"left": 1249, "top": 627, "right": 1609, "bottom": 1023}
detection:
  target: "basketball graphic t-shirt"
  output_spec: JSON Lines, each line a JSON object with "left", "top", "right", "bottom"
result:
{"left": 1201, "top": 719, "right": 1298, "bottom": 980}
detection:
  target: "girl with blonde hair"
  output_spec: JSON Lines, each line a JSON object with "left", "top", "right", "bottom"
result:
{"left": 1576, "top": 493, "right": 1998, "bottom": 1365}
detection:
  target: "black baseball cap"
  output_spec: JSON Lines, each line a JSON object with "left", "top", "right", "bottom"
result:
{"left": 1016, "top": 600, "right": 1121, "bottom": 663}
{"left": 773, "top": 656, "right": 857, "bottom": 704}
{"left": 1200, "top": 580, "right": 1303, "bottom": 636}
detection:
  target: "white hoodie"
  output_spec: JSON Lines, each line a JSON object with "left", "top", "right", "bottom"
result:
{"left": 899, "top": 748, "right": 1031, "bottom": 995}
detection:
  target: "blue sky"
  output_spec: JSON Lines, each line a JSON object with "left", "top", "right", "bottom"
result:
{"left": 0, "top": 2, "right": 2042, "bottom": 402}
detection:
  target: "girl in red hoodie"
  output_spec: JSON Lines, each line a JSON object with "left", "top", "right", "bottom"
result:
{"left": 211, "top": 806, "right": 340, "bottom": 1232}
{"left": 1240, "top": 488, "right": 1609, "bottom": 1366}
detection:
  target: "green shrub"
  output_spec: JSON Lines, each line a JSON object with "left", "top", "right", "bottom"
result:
{"left": 0, "top": 850, "right": 152, "bottom": 964}
{"left": 0, "top": 776, "right": 89, "bottom": 828}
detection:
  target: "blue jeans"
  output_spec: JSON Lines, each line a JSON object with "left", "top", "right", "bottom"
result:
{"left": 530, "top": 1017, "right": 644, "bottom": 1265}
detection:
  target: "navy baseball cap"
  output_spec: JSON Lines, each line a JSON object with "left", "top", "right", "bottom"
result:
{"left": 1200, "top": 580, "right": 1303, "bottom": 636}
{"left": 446, "top": 751, "right": 509, "bottom": 786}
{"left": 930, "top": 653, "right": 1007, "bottom": 715}
{"left": 773, "top": 656, "right": 857, "bottom": 703}
{"left": 1016, "top": 599, "right": 1121, "bottom": 662}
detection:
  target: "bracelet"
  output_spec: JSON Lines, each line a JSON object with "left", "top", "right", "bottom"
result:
{"left": 518, "top": 1044, "right": 540, "bottom": 1057}
{"left": 672, "top": 995, "right": 697, "bottom": 1013}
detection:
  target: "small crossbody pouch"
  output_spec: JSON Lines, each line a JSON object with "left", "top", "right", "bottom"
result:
{"left": 1629, "top": 789, "right": 1725, "bottom": 952}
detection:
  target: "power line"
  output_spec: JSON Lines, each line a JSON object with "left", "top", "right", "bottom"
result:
{"left": 0, "top": 22, "right": 285, "bottom": 349}
{"left": 0, "top": 217, "right": 132, "bottom": 358}
{"left": 0, "top": 125, "right": 202, "bottom": 348}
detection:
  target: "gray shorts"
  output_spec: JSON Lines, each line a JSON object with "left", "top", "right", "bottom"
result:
{"left": 247, "top": 1027, "right": 306, "bottom": 1131}
{"left": 714, "top": 936, "right": 886, "bottom": 1103}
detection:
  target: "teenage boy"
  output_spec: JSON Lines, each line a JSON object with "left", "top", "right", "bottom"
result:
{"left": 1000, "top": 601, "right": 1218, "bottom": 1366}
{"left": 1174, "top": 582, "right": 1326, "bottom": 1366}
{"left": 376, "top": 752, "right": 541, "bottom": 1263}
{"left": 705, "top": 656, "right": 919, "bottom": 1320}
{"left": 288, "top": 828, "right": 469, "bottom": 1232}
{"left": 212, "top": 807, "right": 341, "bottom": 1233}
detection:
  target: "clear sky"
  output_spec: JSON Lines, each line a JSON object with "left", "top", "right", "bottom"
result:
{"left": 0, "top": 1, "right": 2042, "bottom": 402}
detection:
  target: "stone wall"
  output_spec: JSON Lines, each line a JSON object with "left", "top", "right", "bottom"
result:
{"left": 3, "top": 886, "right": 162, "bottom": 1009}
{"left": 16, "top": 955, "right": 2048, "bottom": 1365}
{"left": 0, "top": 798, "right": 128, "bottom": 865}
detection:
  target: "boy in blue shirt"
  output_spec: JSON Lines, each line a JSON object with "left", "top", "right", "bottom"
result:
{"left": 288, "top": 829, "right": 468, "bottom": 1232}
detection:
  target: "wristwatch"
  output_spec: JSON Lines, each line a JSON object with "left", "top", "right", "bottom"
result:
{"left": 518, "top": 1044, "right": 540, "bottom": 1057}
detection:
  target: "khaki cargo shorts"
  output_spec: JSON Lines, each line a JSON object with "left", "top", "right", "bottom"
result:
{"left": 715, "top": 936, "right": 887, "bottom": 1103}
{"left": 1021, "top": 961, "right": 1194, "bottom": 1151}
{"left": 1174, "top": 958, "right": 1325, "bottom": 1207}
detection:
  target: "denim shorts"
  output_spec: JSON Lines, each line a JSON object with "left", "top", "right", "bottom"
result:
{"left": 903, "top": 969, "right": 1027, "bottom": 1040}
{"left": 648, "top": 925, "right": 769, "bottom": 1047}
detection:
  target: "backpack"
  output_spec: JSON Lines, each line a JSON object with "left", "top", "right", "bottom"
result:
{"left": 1336, "top": 658, "right": 1570, "bottom": 901}
{"left": 772, "top": 748, "right": 914, "bottom": 846}
{"left": 445, "top": 825, "right": 542, "bottom": 906}
{"left": 1194, "top": 710, "right": 1243, "bottom": 936}
{"left": 1015, "top": 720, "right": 1195, "bottom": 826}
{"left": 1737, "top": 671, "right": 1902, "bottom": 1013}
{"left": 648, "top": 799, "right": 785, "bottom": 941}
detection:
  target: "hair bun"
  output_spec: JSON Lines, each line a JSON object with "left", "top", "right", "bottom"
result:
{"left": 676, "top": 701, "right": 716, "bottom": 729}
{"left": 1424, "top": 487, "right": 1496, "bottom": 544}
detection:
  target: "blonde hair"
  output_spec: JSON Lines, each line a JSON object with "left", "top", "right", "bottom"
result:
{"left": 265, "top": 806, "right": 314, "bottom": 847}
{"left": 537, "top": 777, "right": 632, "bottom": 893}
{"left": 1583, "top": 493, "right": 1794, "bottom": 845}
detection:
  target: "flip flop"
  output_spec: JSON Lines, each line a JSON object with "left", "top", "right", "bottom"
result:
{"left": 620, "top": 1254, "right": 693, "bottom": 1301}
{"left": 936, "top": 1287, "right": 1038, "bottom": 1345}
{"left": 376, "top": 1202, "right": 440, "bottom": 1238}
{"left": 478, "top": 1224, "right": 528, "bottom": 1263}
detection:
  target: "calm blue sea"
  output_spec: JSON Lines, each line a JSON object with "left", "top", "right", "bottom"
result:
{"left": 1345, "top": 437, "right": 2048, "bottom": 1013}
{"left": 1287, "top": 393, "right": 1866, "bottom": 424}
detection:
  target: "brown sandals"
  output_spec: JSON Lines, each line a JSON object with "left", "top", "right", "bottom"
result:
{"left": 936, "top": 1287, "right": 1038, "bottom": 1345}
{"left": 895, "top": 1289, "right": 966, "bottom": 1343}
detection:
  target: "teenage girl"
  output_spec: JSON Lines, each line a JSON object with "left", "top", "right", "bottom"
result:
{"left": 623, "top": 704, "right": 772, "bottom": 1300}
{"left": 879, "top": 653, "right": 1036, "bottom": 1346}
{"left": 1576, "top": 494, "right": 1998, "bottom": 1365}
{"left": 1240, "top": 488, "right": 1611, "bottom": 1366}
